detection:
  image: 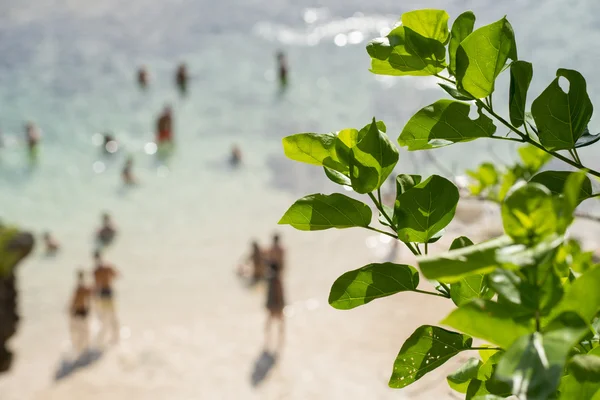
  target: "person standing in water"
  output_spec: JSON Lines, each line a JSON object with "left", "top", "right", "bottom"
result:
{"left": 93, "top": 251, "right": 120, "bottom": 345}
{"left": 25, "top": 122, "right": 40, "bottom": 160}
{"left": 268, "top": 233, "right": 285, "bottom": 273}
{"left": 230, "top": 144, "right": 242, "bottom": 167}
{"left": 122, "top": 156, "right": 136, "bottom": 185}
{"left": 276, "top": 51, "right": 288, "bottom": 91}
{"left": 96, "top": 213, "right": 117, "bottom": 248}
{"left": 137, "top": 66, "right": 149, "bottom": 89}
{"left": 156, "top": 106, "right": 174, "bottom": 145}
{"left": 69, "top": 270, "right": 92, "bottom": 354}
{"left": 264, "top": 260, "right": 285, "bottom": 351}
{"left": 176, "top": 63, "right": 188, "bottom": 95}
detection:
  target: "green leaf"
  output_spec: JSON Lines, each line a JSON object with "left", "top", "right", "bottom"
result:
{"left": 398, "top": 100, "right": 496, "bottom": 150}
{"left": 401, "top": 9, "right": 450, "bottom": 43}
{"left": 530, "top": 170, "right": 593, "bottom": 203}
{"left": 569, "top": 353, "right": 600, "bottom": 382}
{"left": 551, "top": 267, "right": 600, "bottom": 323}
{"left": 349, "top": 118, "right": 399, "bottom": 194}
{"left": 531, "top": 69, "right": 594, "bottom": 150}
{"left": 334, "top": 128, "right": 360, "bottom": 168}
{"left": 497, "top": 168, "right": 519, "bottom": 201}
{"left": 451, "top": 274, "right": 494, "bottom": 307}
{"left": 509, "top": 61, "right": 533, "bottom": 128}
{"left": 477, "top": 351, "right": 504, "bottom": 381}
{"left": 442, "top": 299, "right": 533, "bottom": 348}
{"left": 279, "top": 193, "right": 372, "bottom": 230}
{"left": 559, "top": 374, "right": 600, "bottom": 400}
{"left": 467, "top": 162, "right": 499, "bottom": 195}
{"left": 447, "top": 358, "right": 482, "bottom": 394}
{"left": 448, "top": 11, "right": 476, "bottom": 76}
{"left": 518, "top": 145, "right": 552, "bottom": 173}
{"left": 419, "top": 234, "right": 563, "bottom": 283}
{"left": 282, "top": 133, "right": 339, "bottom": 167}
{"left": 328, "top": 263, "right": 419, "bottom": 310}
{"left": 396, "top": 174, "right": 422, "bottom": 195}
{"left": 450, "top": 236, "right": 474, "bottom": 250}
{"left": 438, "top": 83, "right": 474, "bottom": 100}
{"left": 575, "top": 127, "right": 600, "bottom": 149}
{"left": 367, "top": 26, "right": 446, "bottom": 76}
{"left": 324, "top": 166, "right": 351, "bottom": 186}
{"left": 501, "top": 182, "right": 558, "bottom": 245}
{"left": 395, "top": 175, "right": 459, "bottom": 243}
{"left": 389, "top": 325, "right": 472, "bottom": 388}
{"left": 496, "top": 313, "right": 588, "bottom": 399}
{"left": 456, "top": 17, "right": 517, "bottom": 99}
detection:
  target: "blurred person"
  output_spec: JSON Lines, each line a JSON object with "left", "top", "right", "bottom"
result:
{"left": 103, "top": 133, "right": 118, "bottom": 155}
{"left": 137, "top": 66, "right": 149, "bottom": 89}
{"left": 69, "top": 270, "right": 92, "bottom": 354}
{"left": 122, "top": 156, "right": 136, "bottom": 185}
{"left": 237, "top": 240, "right": 264, "bottom": 282}
{"left": 276, "top": 51, "right": 288, "bottom": 90}
{"left": 43, "top": 231, "right": 60, "bottom": 255}
{"left": 156, "top": 106, "right": 173, "bottom": 145}
{"left": 96, "top": 213, "right": 117, "bottom": 247}
{"left": 268, "top": 233, "right": 285, "bottom": 273}
{"left": 230, "top": 144, "right": 242, "bottom": 167}
{"left": 25, "top": 122, "right": 40, "bottom": 160}
{"left": 93, "top": 251, "right": 120, "bottom": 345}
{"left": 264, "top": 261, "right": 285, "bottom": 351}
{"left": 176, "top": 63, "right": 188, "bottom": 95}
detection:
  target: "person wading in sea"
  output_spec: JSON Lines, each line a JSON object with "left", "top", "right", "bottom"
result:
{"left": 93, "top": 251, "right": 120, "bottom": 345}
{"left": 68, "top": 270, "right": 92, "bottom": 354}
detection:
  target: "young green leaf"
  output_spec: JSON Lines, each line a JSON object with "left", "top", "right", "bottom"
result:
{"left": 550, "top": 267, "right": 600, "bottom": 323}
{"left": 349, "top": 118, "right": 399, "bottom": 193}
{"left": 282, "top": 132, "right": 338, "bottom": 166}
{"left": 467, "top": 163, "right": 499, "bottom": 195}
{"left": 398, "top": 100, "right": 496, "bottom": 150}
{"left": 438, "top": 83, "right": 474, "bottom": 100}
{"left": 447, "top": 357, "right": 482, "bottom": 394}
{"left": 455, "top": 17, "right": 517, "bottom": 98}
{"left": 324, "top": 166, "right": 351, "bottom": 186}
{"left": 568, "top": 352, "right": 600, "bottom": 382}
{"left": 559, "top": 374, "right": 600, "bottom": 400}
{"left": 395, "top": 175, "right": 459, "bottom": 243}
{"left": 278, "top": 193, "right": 371, "bottom": 230}
{"left": 518, "top": 145, "right": 552, "bottom": 173}
{"left": 451, "top": 274, "right": 494, "bottom": 307}
{"left": 334, "top": 128, "right": 360, "bottom": 167}
{"left": 401, "top": 9, "right": 450, "bottom": 43}
{"left": 328, "top": 263, "right": 419, "bottom": 310}
{"left": 389, "top": 325, "right": 472, "bottom": 388}
{"left": 396, "top": 174, "right": 422, "bottom": 195}
{"left": 529, "top": 170, "right": 592, "bottom": 203}
{"left": 450, "top": 236, "right": 474, "bottom": 250}
{"left": 575, "top": 127, "right": 600, "bottom": 148}
{"left": 442, "top": 299, "right": 533, "bottom": 348}
{"left": 509, "top": 61, "right": 533, "bottom": 128}
{"left": 448, "top": 11, "right": 475, "bottom": 76}
{"left": 501, "top": 182, "right": 558, "bottom": 245}
{"left": 495, "top": 313, "right": 588, "bottom": 399}
{"left": 531, "top": 69, "right": 593, "bottom": 150}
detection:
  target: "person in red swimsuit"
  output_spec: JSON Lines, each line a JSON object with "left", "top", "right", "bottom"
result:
{"left": 156, "top": 106, "right": 173, "bottom": 144}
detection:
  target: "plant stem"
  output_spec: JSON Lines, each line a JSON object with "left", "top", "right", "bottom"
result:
{"left": 470, "top": 347, "right": 503, "bottom": 351}
{"left": 366, "top": 226, "right": 398, "bottom": 239}
{"left": 377, "top": 188, "right": 383, "bottom": 208}
{"left": 489, "top": 136, "right": 525, "bottom": 143}
{"left": 414, "top": 289, "right": 449, "bottom": 298}
{"left": 415, "top": 244, "right": 423, "bottom": 256}
{"left": 573, "top": 148, "right": 583, "bottom": 164}
{"left": 424, "top": 242, "right": 429, "bottom": 255}
{"left": 439, "top": 282, "right": 451, "bottom": 296}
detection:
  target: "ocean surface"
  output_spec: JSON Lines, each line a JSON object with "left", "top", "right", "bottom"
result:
{"left": 1, "top": 0, "right": 600, "bottom": 398}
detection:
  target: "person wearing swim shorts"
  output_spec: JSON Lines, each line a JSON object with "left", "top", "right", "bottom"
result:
{"left": 69, "top": 270, "right": 92, "bottom": 354}
{"left": 156, "top": 106, "right": 173, "bottom": 144}
{"left": 93, "top": 251, "right": 120, "bottom": 345}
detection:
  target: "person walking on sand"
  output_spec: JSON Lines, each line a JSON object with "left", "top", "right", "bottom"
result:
{"left": 268, "top": 234, "right": 285, "bottom": 273}
{"left": 264, "top": 261, "right": 285, "bottom": 351}
{"left": 69, "top": 270, "right": 92, "bottom": 354}
{"left": 96, "top": 213, "right": 117, "bottom": 247}
{"left": 93, "top": 251, "right": 120, "bottom": 345}
{"left": 156, "top": 106, "right": 173, "bottom": 145}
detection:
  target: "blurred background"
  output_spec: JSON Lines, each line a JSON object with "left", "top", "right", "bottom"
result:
{"left": 1, "top": 0, "right": 599, "bottom": 399}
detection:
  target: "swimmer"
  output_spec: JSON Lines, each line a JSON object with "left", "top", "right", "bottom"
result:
{"left": 43, "top": 231, "right": 60, "bottom": 255}
{"left": 230, "top": 144, "right": 242, "bottom": 167}
{"left": 176, "top": 63, "right": 188, "bottom": 95}
{"left": 92, "top": 252, "right": 120, "bottom": 345}
{"left": 122, "top": 156, "right": 136, "bottom": 185}
{"left": 276, "top": 51, "right": 288, "bottom": 90}
{"left": 96, "top": 213, "right": 117, "bottom": 247}
{"left": 69, "top": 270, "right": 92, "bottom": 354}
{"left": 156, "top": 106, "right": 173, "bottom": 144}
{"left": 137, "top": 66, "right": 149, "bottom": 89}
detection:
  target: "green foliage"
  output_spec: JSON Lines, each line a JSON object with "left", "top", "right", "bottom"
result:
{"left": 280, "top": 7, "right": 600, "bottom": 399}
{"left": 278, "top": 193, "right": 371, "bottom": 230}
{"left": 395, "top": 175, "right": 459, "bottom": 242}
{"left": 328, "top": 263, "right": 419, "bottom": 310}
{"left": 398, "top": 100, "right": 496, "bottom": 150}
{"left": 531, "top": 69, "right": 593, "bottom": 151}
{"left": 389, "top": 325, "right": 472, "bottom": 388}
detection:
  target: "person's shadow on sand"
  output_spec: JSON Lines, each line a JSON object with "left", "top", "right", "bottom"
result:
{"left": 250, "top": 350, "right": 277, "bottom": 387}
{"left": 54, "top": 349, "right": 103, "bottom": 381}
